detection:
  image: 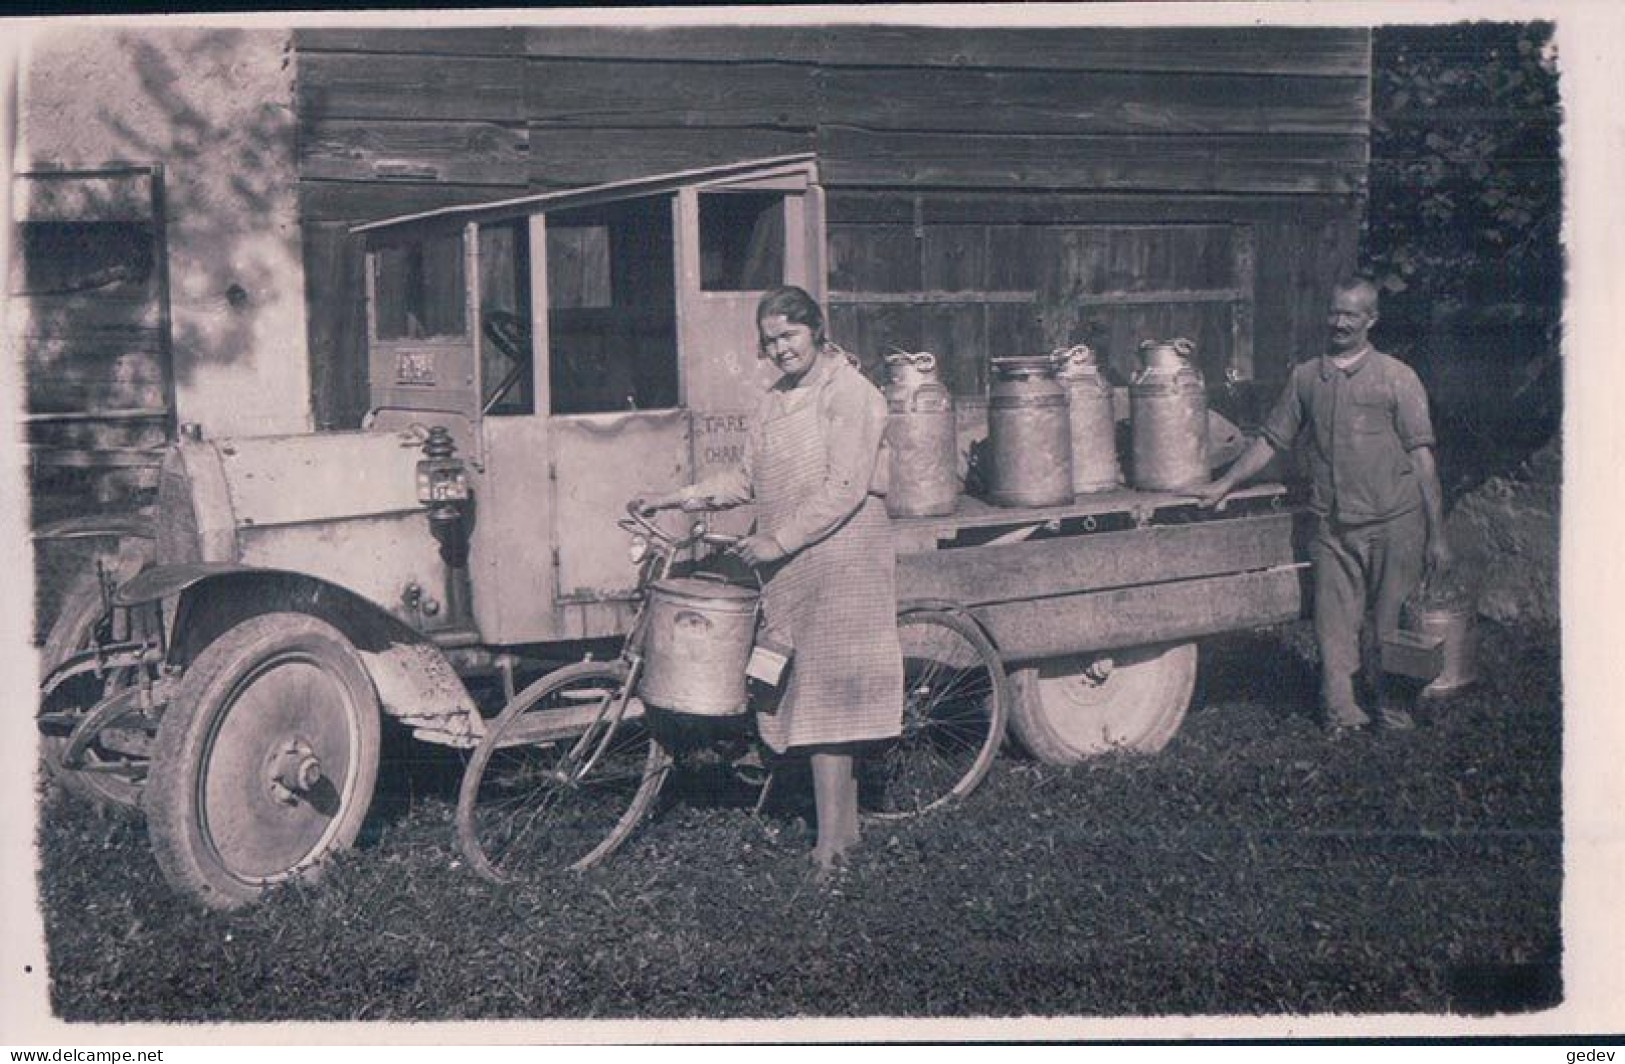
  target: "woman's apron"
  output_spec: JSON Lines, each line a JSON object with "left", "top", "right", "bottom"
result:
{"left": 751, "top": 372, "right": 904, "bottom": 753}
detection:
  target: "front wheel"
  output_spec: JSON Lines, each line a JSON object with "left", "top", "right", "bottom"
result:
{"left": 455, "top": 661, "right": 669, "bottom": 884}
{"left": 863, "top": 608, "right": 1009, "bottom": 819}
{"left": 144, "top": 613, "right": 381, "bottom": 909}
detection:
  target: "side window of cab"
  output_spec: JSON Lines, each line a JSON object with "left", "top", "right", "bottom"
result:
{"left": 545, "top": 196, "right": 679, "bottom": 416}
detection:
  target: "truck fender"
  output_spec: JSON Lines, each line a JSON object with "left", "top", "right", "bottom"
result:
{"left": 120, "top": 564, "right": 484, "bottom": 749}
{"left": 114, "top": 561, "right": 250, "bottom": 607}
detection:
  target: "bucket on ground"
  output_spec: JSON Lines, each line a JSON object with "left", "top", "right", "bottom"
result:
{"left": 1405, "top": 600, "right": 1478, "bottom": 696}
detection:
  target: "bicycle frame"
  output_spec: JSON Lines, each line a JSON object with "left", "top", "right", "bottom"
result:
{"left": 560, "top": 507, "right": 734, "bottom": 781}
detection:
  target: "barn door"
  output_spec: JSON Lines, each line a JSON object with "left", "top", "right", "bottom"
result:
{"left": 12, "top": 166, "right": 175, "bottom": 519}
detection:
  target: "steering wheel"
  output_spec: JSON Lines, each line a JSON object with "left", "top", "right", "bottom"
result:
{"left": 481, "top": 310, "right": 533, "bottom": 415}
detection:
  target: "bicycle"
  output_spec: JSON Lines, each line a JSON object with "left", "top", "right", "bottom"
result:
{"left": 455, "top": 503, "right": 1010, "bottom": 884}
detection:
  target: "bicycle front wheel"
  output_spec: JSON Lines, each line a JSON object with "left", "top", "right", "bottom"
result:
{"left": 456, "top": 660, "right": 670, "bottom": 883}
{"left": 864, "top": 607, "right": 1009, "bottom": 819}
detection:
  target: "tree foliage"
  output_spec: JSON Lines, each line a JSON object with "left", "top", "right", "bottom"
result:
{"left": 1364, "top": 22, "right": 1562, "bottom": 320}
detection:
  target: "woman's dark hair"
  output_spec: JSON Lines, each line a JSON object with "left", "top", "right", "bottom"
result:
{"left": 757, "top": 285, "right": 826, "bottom": 344}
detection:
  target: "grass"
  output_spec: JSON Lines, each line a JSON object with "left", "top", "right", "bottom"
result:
{"left": 33, "top": 620, "right": 1561, "bottom": 1023}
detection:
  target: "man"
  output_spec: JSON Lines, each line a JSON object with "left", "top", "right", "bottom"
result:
{"left": 1198, "top": 278, "right": 1451, "bottom": 734}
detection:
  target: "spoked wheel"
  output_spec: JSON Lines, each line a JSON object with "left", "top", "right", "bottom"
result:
{"left": 145, "top": 613, "right": 381, "bottom": 909}
{"left": 863, "top": 608, "right": 1009, "bottom": 819}
{"left": 456, "top": 661, "right": 670, "bottom": 884}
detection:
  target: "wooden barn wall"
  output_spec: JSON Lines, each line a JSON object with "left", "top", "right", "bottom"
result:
{"left": 823, "top": 192, "right": 1362, "bottom": 408}
{"left": 293, "top": 24, "right": 1369, "bottom": 427}
{"left": 294, "top": 28, "right": 532, "bottom": 427}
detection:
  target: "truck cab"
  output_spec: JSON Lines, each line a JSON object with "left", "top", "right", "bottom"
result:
{"left": 355, "top": 154, "right": 824, "bottom": 646}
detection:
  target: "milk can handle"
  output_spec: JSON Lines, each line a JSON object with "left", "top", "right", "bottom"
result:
{"left": 884, "top": 349, "right": 937, "bottom": 373}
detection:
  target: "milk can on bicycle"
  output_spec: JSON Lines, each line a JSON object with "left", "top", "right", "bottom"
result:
{"left": 454, "top": 503, "right": 1011, "bottom": 883}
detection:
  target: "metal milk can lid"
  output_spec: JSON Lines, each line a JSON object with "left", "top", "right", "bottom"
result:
{"left": 991, "top": 354, "right": 1061, "bottom": 379}
{"left": 1137, "top": 337, "right": 1197, "bottom": 370}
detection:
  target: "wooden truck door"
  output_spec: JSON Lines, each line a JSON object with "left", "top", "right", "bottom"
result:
{"left": 677, "top": 164, "right": 826, "bottom": 538}
{"left": 545, "top": 193, "right": 692, "bottom": 604}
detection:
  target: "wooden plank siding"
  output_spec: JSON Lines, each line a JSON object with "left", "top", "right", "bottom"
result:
{"left": 518, "top": 59, "right": 1366, "bottom": 137}
{"left": 296, "top": 53, "right": 528, "bottom": 122}
{"left": 295, "top": 48, "right": 531, "bottom": 224}
{"left": 830, "top": 217, "right": 1261, "bottom": 391}
{"left": 301, "top": 223, "right": 370, "bottom": 430}
{"left": 814, "top": 67, "right": 1369, "bottom": 136}
{"left": 292, "top": 23, "right": 1370, "bottom": 426}
{"left": 521, "top": 25, "right": 1371, "bottom": 77}
{"left": 524, "top": 59, "right": 817, "bottom": 129}
{"left": 14, "top": 167, "right": 175, "bottom": 505}
{"left": 525, "top": 127, "right": 816, "bottom": 190}
{"left": 294, "top": 27, "right": 529, "bottom": 56}
{"left": 300, "top": 120, "right": 529, "bottom": 186}
{"left": 293, "top": 24, "right": 1368, "bottom": 207}
{"left": 821, "top": 189, "right": 1359, "bottom": 393}
{"left": 817, "top": 128, "right": 1367, "bottom": 195}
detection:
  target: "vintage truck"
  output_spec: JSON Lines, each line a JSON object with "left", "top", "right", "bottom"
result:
{"left": 37, "top": 155, "right": 1306, "bottom": 908}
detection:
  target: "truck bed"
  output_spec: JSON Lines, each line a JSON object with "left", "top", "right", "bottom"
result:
{"left": 890, "top": 482, "right": 1295, "bottom": 553}
{"left": 891, "top": 482, "right": 1307, "bottom": 664}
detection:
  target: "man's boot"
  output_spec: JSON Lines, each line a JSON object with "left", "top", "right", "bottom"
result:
{"left": 1374, "top": 671, "right": 1417, "bottom": 731}
{"left": 1321, "top": 670, "right": 1370, "bottom": 735}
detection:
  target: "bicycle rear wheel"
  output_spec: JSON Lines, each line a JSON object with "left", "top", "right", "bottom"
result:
{"left": 863, "top": 607, "right": 1009, "bottom": 819}
{"left": 456, "top": 660, "right": 670, "bottom": 883}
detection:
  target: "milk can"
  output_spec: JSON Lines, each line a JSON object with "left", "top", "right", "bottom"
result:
{"left": 987, "top": 355, "right": 1074, "bottom": 508}
{"left": 883, "top": 350, "right": 959, "bottom": 517}
{"left": 1129, "top": 337, "right": 1209, "bottom": 492}
{"left": 1403, "top": 577, "right": 1479, "bottom": 697}
{"left": 1054, "top": 344, "right": 1122, "bottom": 494}
{"left": 638, "top": 577, "right": 760, "bottom": 716}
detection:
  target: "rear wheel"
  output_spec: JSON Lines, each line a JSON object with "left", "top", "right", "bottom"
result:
{"left": 456, "top": 661, "right": 669, "bottom": 884}
{"left": 863, "top": 608, "right": 1009, "bottom": 819}
{"left": 1009, "top": 641, "right": 1198, "bottom": 763}
{"left": 145, "top": 613, "right": 381, "bottom": 909}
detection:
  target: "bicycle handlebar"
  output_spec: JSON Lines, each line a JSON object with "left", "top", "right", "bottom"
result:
{"left": 623, "top": 501, "right": 742, "bottom": 553}
{"left": 623, "top": 500, "right": 667, "bottom": 540}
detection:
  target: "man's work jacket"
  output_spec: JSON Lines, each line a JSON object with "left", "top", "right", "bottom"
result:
{"left": 1260, "top": 347, "right": 1436, "bottom": 524}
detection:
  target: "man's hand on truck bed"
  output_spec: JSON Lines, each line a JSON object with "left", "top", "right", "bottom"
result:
{"left": 1193, "top": 478, "right": 1235, "bottom": 511}
{"left": 1194, "top": 435, "right": 1278, "bottom": 511}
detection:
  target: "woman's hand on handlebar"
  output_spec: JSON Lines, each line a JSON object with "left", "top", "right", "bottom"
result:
{"left": 630, "top": 492, "right": 709, "bottom": 517}
{"left": 630, "top": 492, "right": 674, "bottom": 517}
{"left": 728, "top": 533, "right": 787, "bottom": 567}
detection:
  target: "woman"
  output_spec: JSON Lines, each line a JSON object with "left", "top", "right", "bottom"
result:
{"left": 636, "top": 285, "right": 903, "bottom": 877}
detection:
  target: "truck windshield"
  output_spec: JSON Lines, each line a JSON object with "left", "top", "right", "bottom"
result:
{"left": 478, "top": 220, "right": 533, "bottom": 416}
